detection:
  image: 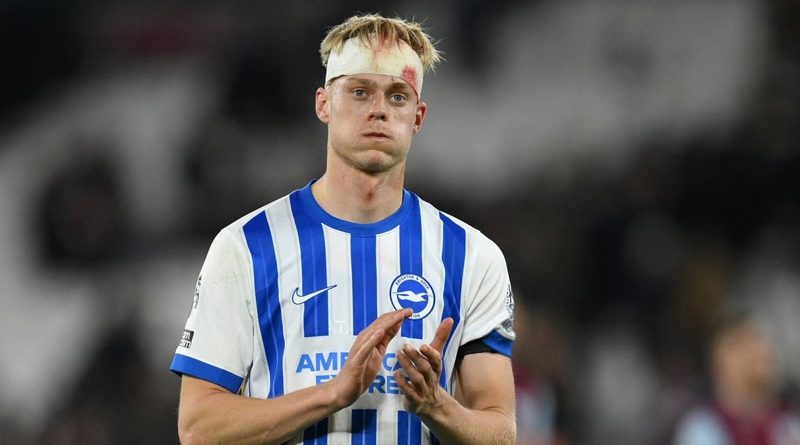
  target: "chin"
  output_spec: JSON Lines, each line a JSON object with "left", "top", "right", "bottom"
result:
{"left": 350, "top": 148, "right": 405, "bottom": 173}
{"left": 332, "top": 142, "right": 408, "bottom": 173}
{"left": 353, "top": 158, "right": 396, "bottom": 174}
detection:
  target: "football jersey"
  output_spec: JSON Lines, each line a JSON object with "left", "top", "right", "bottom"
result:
{"left": 171, "top": 181, "right": 515, "bottom": 445}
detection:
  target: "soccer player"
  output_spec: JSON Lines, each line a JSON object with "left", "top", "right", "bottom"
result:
{"left": 171, "top": 14, "right": 516, "bottom": 445}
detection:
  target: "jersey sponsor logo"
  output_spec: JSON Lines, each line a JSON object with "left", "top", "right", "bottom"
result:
{"left": 296, "top": 350, "right": 405, "bottom": 394}
{"left": 291, "top": 284, "right": 337, "bottom": 305}
{"left": 389, "top": 274, "right": 435, "bottom": 320}
{"left": 179, "top": 329, "right": 194, "bottom": 348}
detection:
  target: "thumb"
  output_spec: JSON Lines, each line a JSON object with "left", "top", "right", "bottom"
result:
{"left": 430, "top": 318, "right": 454, "bottom": 353}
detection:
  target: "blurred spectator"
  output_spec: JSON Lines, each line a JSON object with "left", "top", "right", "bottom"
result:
{"left": 671, "top": 311, "right": 800, "bottom": 445}
{"left": 36, "top": 147, "right": 127, "bottom": 267}
{"left": 182, "top": 116, "right": 252, "bottom": 237}
{"left": 35, "top": 317, "right": 177, "bottom": 445}
{"left": 514, "top": 296, "right": 572, "bottom": 445}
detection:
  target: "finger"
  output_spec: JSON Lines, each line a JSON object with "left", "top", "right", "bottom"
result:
{"left": 419, "top": 343, "right": 443, "bottom": 376}
{"left": 377, "top": 310, "right": 411, "bottom": 347}
{"left": 402, "top": 344, "right": 438, "bottom": 389}
{"left": 349, "top": 328, "right": 385, "bottom": 366}
{"left": 374, "top": 309, "right": 413, "bottom": 332}
{"left": 396, "top": 348, "right": 429, "bottom": 393}
{"left": 394, "top": 370, "right": 422, "bottom": 403}
{"left": 357, "top": 310, "right": 412, "bottom": 359}
{"left": 429, "top": 317, "right": 454, "bottom": 353}
{"left": 354, "top": 310, "right": 409, "bottom": 350}
{"left": 383, "top": 309, "right": 410, "bottom": 335}
{"left": 384, "top": 314, "right": 406, "bottom": 338}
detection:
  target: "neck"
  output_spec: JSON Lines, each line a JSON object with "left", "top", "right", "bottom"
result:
{"left": 311, "top": 164, "right": 406, "bottom": 224}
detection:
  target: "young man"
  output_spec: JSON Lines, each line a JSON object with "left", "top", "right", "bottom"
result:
{"left": 171, "top": 14, "right": 516, "bottom": 445}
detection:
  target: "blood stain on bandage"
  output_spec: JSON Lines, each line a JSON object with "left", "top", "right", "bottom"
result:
{"left": 401, "top": 66, "right": 418, "bottom": 92}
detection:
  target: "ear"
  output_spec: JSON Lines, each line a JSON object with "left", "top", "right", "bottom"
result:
{"left": 315, "top": 87, "right": 330, "bottom": 123}
{"left": 413, "top": 100, "right": 428, "bottom": 134}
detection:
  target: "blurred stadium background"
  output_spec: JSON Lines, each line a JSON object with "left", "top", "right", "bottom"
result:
{"left": 1, "top": 0, "right": 798, "bottom": 443}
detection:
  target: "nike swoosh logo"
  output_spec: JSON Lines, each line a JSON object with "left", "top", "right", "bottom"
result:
{"left": 291, "top": 284, "right": 337, "bottom": 305}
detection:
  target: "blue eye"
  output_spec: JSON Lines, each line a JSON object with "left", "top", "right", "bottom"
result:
{"left": 391, "top": 94, "right": 407, "bottom": 102}
{"left": 353, "top": 89, "right": 367, "bottom": 97}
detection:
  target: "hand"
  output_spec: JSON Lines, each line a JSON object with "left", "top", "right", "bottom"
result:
{"left": 330, "top": 309, "right": 412, "bottom": 408}
{"left": 394, "top": 317, "right": 455, "bottom": 416}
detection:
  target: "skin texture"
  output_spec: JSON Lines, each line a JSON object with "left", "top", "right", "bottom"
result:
{"left": 177, "top": 72, "right": 516, "bottom": 445}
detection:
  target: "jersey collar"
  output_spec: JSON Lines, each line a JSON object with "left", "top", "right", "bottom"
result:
{"left": 296, "top": 180, "right": 415, "bottom": 236}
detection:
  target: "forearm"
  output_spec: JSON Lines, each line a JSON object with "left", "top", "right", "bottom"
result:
{"left": 420, "top": 393, "right": 516, "bottom": 445}
{"left": 178, "top": 378, "right": 342, "bottom": 445}
{"left": 177, "top": 312, "right": 409, "bottom": 445}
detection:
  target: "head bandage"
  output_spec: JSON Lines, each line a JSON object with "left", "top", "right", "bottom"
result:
{"left": 325, "top": 37, "right": 425, "bottom": 96}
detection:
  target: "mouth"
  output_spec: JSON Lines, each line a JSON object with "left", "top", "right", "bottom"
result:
{"left": 365, "top": 132, "right": 390, "bottom": 139}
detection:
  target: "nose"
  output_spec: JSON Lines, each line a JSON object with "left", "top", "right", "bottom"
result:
{"left": 368, "top": 95, "right": 388, "bottom": 121}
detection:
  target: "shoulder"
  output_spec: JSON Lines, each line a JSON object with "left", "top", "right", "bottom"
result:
{"left": 229, "top": 193, "right": 294, "bottom": 230}
{"left": 202, "top": 190, "right": 297, "bottom": 262}
{"left": 217, "top": 191, "right": 296, "bottom": 238}
{"left": 415, "top": 194, "right": 505, "bottom": 261}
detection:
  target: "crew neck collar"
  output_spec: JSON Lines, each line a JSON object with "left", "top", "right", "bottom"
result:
{"left": 296, "top": 180, "right": 415, "bottom": 236}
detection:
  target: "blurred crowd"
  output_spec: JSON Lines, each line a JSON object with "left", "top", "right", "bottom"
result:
{"left": 1, "top": 0, "right": 798, "bottom": 444}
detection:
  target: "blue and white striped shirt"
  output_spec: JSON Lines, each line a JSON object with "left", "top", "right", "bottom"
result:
{"left": 171, "top": 181, "right": 515, "bottom": 445}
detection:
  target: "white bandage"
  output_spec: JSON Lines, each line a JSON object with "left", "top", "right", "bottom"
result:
{"left": 325, "top": 37, "right": 425, "bottom": 96}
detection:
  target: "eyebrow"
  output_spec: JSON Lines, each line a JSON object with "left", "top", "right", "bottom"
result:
{"left": 343, "top": 77, "right": 412, "bottom": 92}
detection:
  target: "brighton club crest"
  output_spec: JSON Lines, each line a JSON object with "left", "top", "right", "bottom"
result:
{"left": 389, "top": 274, "right": 435, "bottom": 320}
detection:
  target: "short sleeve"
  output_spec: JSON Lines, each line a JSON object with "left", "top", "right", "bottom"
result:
{"left": 460, "top": 236, "right": 515, "bottom": 357}
{"left": 170, "top": 228, "right": 254, "bottom": 393}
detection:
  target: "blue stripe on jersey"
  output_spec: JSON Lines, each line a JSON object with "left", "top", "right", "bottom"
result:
{"left": 351, "top": 409, "right": 377, "bottom": 445}
{"left": 290, "top": 191, "right": 330, "bottom": 337}
{"left": 397, "top": 411, "right": 422, "bottom": 445}
{"left": 399, "top": 195, "right": 423, "bottom": 339}
{"left": 303, "top": 418, "right": 329, "bottom": 445}
{"left": 481, "top": 330, "right": 514, "bottom": 357}
{"left": 439, "top": 214, "right": 466, "bottom": 390}
{"left": 351, "top": 235, "right": 378, "bottom": 335}
{"left": 243, "top": 212, "right": 286, "bottom": 398}
{"left": 170, "top": 354, "right": 243, "bottom": 394}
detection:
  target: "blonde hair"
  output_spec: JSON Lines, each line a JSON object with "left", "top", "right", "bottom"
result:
{"left": 320, "top": 14, "right": 441, "bottom": 73}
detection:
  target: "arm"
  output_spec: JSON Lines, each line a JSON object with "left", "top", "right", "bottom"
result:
{"left": 444, "top": 352, "right": 516, "bottom": 444}
{"left": 395, "top": 321, "right": 516, "bottom": 445}
{"left": 178, "top": 309, "right": 412, "bottom": 445}
{"left": 178, "top": 376, "right": 339, "bottom": 445}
